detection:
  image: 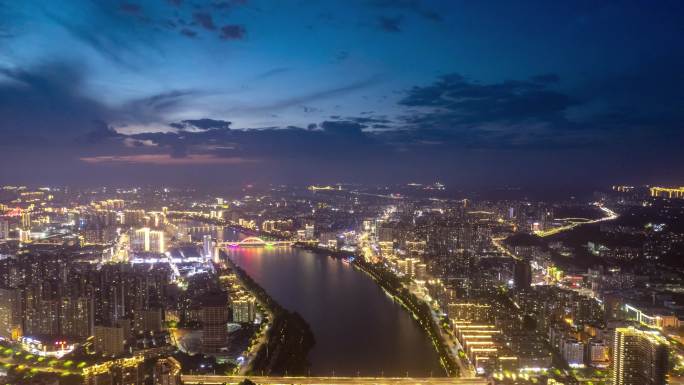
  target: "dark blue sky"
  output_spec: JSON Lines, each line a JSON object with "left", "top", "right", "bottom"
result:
{"left": 0, "top": 0, "right": 682, "bottom": 189}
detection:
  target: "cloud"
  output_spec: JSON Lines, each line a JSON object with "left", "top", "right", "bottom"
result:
{"left": 377, "top": 16, "right": 401, "bottom": 33}
{"left": 46, "top": 12, "right": 135, "bottom": 68}
{"left": 119, "top": 2, "right": 142, "bottom": 14}
{"left": 82, "top": 121, "right": 124, "bottom": 143}
{"left": 320, "top": 120, "right": 366, "bottom": 136}
{"left": 213, "top": 0, "right": 249, "bottom": 10}
{"left": 80, "top": 154, "right": 257, "bottom": 165}
{"left": 193, "top": 12, "right": 216, "bottom": 30}
{"left": 367, "top": 0, "right": 442, "bottom": 22}
{"left": 121, "top": 89, "right": 200, "bottom": 121}
{"left": 219, "top": 24, "right": 246, "bottom": 40}
{"left": 400, "top": 73, "right": 577, "bottom": 125}
{"left": 169, "top": 118, "right": 232, "bottom": 131}
{"left": 180, "top": 28, "right": 197, "bottom": 38}
{"left": 391, "top": 73, "right": 599, "bottom": 149}
{"left": 337, "top": 116, "right": 391, "bottom": 124}
{"left": 253, "top": 67, "right": 290, "bottom": 80}
{"left": 333, "top": 50, "right": 349, "bottom": 63}
{"left": 0, "top": 60, "right": 203, "bottom": 152}
{"left": 238, "top": 76, "right": 382, "bottom": 112}
{"left": 0, "top": 61, "right": 109, "bottom": 143}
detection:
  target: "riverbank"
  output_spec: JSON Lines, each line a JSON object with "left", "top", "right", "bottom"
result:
{"left": 222, "top": 253, "right": 316, "bottom": 376}
{"left": 353, "top": 258, "right": 459, "bottom": 377}
{"left": 295, "top": 244, "right": 458, "bottom": 377}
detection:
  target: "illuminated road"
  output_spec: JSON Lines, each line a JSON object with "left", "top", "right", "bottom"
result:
{"left": 491, "top": 237, "right": 520, "bottom": 260}
{"left": 534, "top": 203, "right": 618, "bottom": 237}
{"left": 182, "top": 375, "right": 487, "bottom": 385}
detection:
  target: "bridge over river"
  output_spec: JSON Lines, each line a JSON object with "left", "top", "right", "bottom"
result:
{"left": 182, "top": 375, "right": 488, "bottom": 385}
{"left": 221, "top": 236, "right": 294, "bottom": 247}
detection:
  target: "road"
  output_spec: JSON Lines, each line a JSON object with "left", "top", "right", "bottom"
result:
{"left": 182, "top": 375, "right": 488, "bottom": 385}
{"left": 534, "top": 203, "right": 618, "bottom": 237}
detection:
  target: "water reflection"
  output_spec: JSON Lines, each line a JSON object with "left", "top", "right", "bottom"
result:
{"left": 225, "top": 246, "right": 445, "bottom": 377}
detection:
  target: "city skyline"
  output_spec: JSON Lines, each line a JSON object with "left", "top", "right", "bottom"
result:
{"left": 1, "top": 2, "right": 684, "bottom": 384}
{"left": 1, "top": 1, "right": 683, "bottom": 188}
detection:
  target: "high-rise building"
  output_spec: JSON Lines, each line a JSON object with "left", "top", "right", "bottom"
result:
{"left": 24, "top": 298, "right": 60, "bottom": 336}
{"left": 131, "top": 228, "right": 165, "bottom": 253}
{"left": 94, "top": 325, "right": 126, "bottom": 356}
{"left": 200, "top": 294, "right": 229, "bottom": 354}
{"left": 0, "top": 219, "right": 9, "bottom": 240}
{"left": 60, "top": 296, "right": 94, "bottom": 339}
{"left": 588, "top": 340, "right": 609, "bottom": 368}
{"left": 133, "top": 308, "right": 163, "bottom": 333}
{"left": 123, "top": 210, "right": 146, "bottom": 226}
{"left": 304, "top": 224, "right": 315, "bottom": 240}
{"left": 21, "top": 212, "right": 31, "bottom": 229}
{"left": 84, "top": 357, "right": 144, "bottom": 385}
{"left": 612, "top": 327, "right": 669, "bottom": 385}
{"left": 0, "top": 288, "right": 22, "bottom": 340}
{"left": 513, "top": 260, "right": 532, "bottom": 291}
{"left": 131, "top": 228, "right": 149, "bottom": 252}
{"left": 203, "top": 234, "right": 212, "bottom": 259}
{"left": 231, "top": 297, "right": 255, "bottom": 324}
{"left": 153, "top": 357, "right": 182, "bottom": 385}
{"left": 561, "top": 339, "right": 584, "bottom": 367}
{"left": 447, "top": 303, "right": 494, "bottom": 323}
{"left": 414, "top": 263, "right": 428, "bottom": 281}
{"left": 149, "top": 230, "right": 165, "bottom": 253}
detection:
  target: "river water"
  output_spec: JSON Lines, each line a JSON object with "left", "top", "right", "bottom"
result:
{"left": 222, "top": 234, "right": 445, "bottom": 377}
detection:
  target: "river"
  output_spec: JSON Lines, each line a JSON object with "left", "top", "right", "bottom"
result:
{"left": 222, "top": 236, "right": 445, "bottom": 377}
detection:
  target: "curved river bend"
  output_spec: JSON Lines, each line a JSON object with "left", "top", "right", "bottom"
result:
{"left": 224, "top": 243, "right": 445, "bottom": 377}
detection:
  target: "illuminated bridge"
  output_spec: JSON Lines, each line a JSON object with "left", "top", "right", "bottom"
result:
{"left": 186, "top": 225, "right": 223, "bottom": 232}
{"left": 222, "top": 236, "right": 293, "bottom": 248}
{"left": 182, "top": 375, "right": 487, "bottom": 385}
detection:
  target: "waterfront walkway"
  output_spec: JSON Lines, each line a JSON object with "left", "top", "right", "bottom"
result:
{"left": 182, "top": 375, "right": 488, "bottom": 385}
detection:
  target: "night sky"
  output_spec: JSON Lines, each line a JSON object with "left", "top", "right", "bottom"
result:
{"left": 0, "top": 1, "right": 682, "bottom": 190}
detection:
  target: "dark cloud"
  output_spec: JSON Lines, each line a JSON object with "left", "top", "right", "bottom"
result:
{"left": 377, "top": 16, "right": 401, "bottom": 33}
{"left": 219, "top": 24, "right": 246, "bottom": 40}
{"left": 0, "top": 62, "right": 108, "bottom": 144}
{"left": 180, "top": 28, "right": 197, "bottom": 38}
{"left": 0, "top": 61, "right": 201, "bottom": 148}
{"left": 122, "top": 120, "right": 386, "bottom": 164}
{"left": 400, "top": 73, "right": 577, "bottom": 125}
{"left": 213, "top": 0, "right": 249, "bottom": 10}
{"left": 367, "top": 0, "right": 442, "bottom": 22}
{"left": 320, "top": 120, "right": 366, "bottom": 136}
{"left": 169, "top": 118, "right": 232, "bottom": 131}
{"left": 161, "top": 19, "right": 177, "bottom": 29}
{"left": 123, "top": 90, "right": 199, "bottom": 119}
{"left": 119, "top": 2, "right": 142, "bottom": 14}
{"left": 349, "top": 116, "right": 391, "bottom": 124}
{"left": 193, "top": 12, "right": 216, "bottom": 30}
{"left": 392, "top": 73, "right": 598, "bottom": 149}
{"left": 82, "top": 121, "right": 124, "bottom": 143}
{"left": 334, "top": 50, "right": 349, "bottom": 63}
{"left": 253, "top": 67, "right": 290, "bottom": 80}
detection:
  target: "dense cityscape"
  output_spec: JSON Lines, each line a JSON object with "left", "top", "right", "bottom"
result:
{"left": 0, "top": 184, "right": 682, "bottom": 384}
{"left": 2, "top": 0, "right": 683, "bottom": 384}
